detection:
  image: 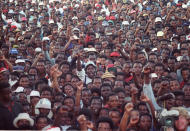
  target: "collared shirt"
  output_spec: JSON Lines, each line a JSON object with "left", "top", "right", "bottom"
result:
{"left": 77, "top": 69, "right": 92, "bottom": 85}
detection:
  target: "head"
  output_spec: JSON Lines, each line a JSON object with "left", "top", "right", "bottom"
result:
{"left": 82, "top": 88, "right": 92, "bottom": 106}
{"left": 107, "top": 93, "right": 119, "bottom": 108}
{"left": 35, "top": 116, "right": 50, "bottom": 130}
{"left": 90, "top": 96, "right": 102, "bottom": 115}
{"left": 139, "top": 113, "right": 152, "bottom": 131}
{"left": 85, "top": 64, "right": 96, "bottom": 79}
{"left": 101, "top": 84, "right": 112, "bottom": 99}
{"left": 63, "top": 96, "right": 75, "bottom": 112}
{"left": 97, "top": 117, "right": 114, "bottom": 131}
{"left": 108, "top": 109, "right": 121, "bottom": 127}
{"left": 0, "top": 82, "right": 12, "bottom": 103}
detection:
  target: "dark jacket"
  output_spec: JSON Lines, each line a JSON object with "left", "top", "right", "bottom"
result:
{"left": 0, "top": 101, "right": 23, "bottom": 130}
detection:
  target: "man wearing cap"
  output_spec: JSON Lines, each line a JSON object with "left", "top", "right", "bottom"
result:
{"left": 13, "top": 113, "right": 34, "bottom": 130}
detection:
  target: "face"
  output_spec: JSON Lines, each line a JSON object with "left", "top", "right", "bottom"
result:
{"left": 138, "top": 105, "right": 148, "bottom": 114}
{"left": 61, "top": 64, "right": 70, "bottom": 73}
{"left": 30, "top": 96, "right": 40, "bottom": 107}
{"left": 82, "top": 90, "right": 91, "bottom": 106}
{"left": 101, "top": 86, "right": 112, "bottom": 98}
{"left": 93, "top": 78, "right": 102, "bottom": 88}
{"left": 175, "top": 95, "right": 184, "bottom": 106}
{"left": 130, "top": 110, "right": 140, "bottom": 124}
{"left": 108, "top": 95, "right": 119, "bottom": 108}
{"left": 39, "top": 108, "right": 50, "bottom": 116}
{"left": 98, "top": 122, "right": 111, "bottom": 131}
{"left": 86, "top": 65, "right": 96, "bottom": 78}
{"left": 63, "top": 98, "right": 74, "bottom": 111}
{"left": 183, "top": 85, "right": 190, "bottom": 100}
{"left": 64, "top": 85, "right": 74, "bottom": 96}
{"left": 170, "top": 80, "right": 180, "bottom": 91}
{"left": 154, "top": 66, "right": 164, "bottom": 78}
{"left": 139, "top": 115, "right": 152, "bottom": 131}
{"left": 41, "top": 91, "right": 52, "bottom": 101}
{"left": 17, "top": 119, "right": 30, "bottom": 128}
{"left": 90, "top": 99, "right": 102, "bottom": 114}
{"left": 175, "top": 115, "right": 189, "bottom": 131}
{"left": 109, "top": 111, "right": 120, "bottom": 126}
{"left": 36, "top": 117, "right": 48, "bottom": 130}
{"left": 19, "top": 77, "right": 29, "bottom": 87}
{"left": 133, "top": 63, "right": 143, "bottom": 75}
{"left": 36, "top": 62, "right": 45, "bottom": 73}
{"left": 117, "top": 92, "right": 125, "bottom": 106}
{"left": 181, "top": 70, "right": 189, "bottom": 82}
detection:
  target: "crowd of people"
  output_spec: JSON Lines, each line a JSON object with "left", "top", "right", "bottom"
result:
{"left": 0, "top": 0, "right": 190, "bottom": 130}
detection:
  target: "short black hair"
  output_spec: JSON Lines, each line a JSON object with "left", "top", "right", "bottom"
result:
{"left": 63, "top": 96, "right": 75, "bottom": 104}
{"left": 91, "top": 88, "right": 101, "bottom": 96}
{"left": 139, "top": 113, "right": 152, "bottom": 121}
{"left": 78, "top": 108, "right": 93, "bottom": 121}
{"left": 90, "top": 96, "right": 102, "bottom": 105}
{"left": 96, "top": 117, "right": 114, "bottom": 130}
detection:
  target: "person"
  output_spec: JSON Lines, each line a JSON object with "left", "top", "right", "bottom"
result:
{"left": 13, "top": 112, "right": 34, "bottom": 130}
{"left": 172, "top": 107, "right": 190, "bottom": 131}
{"left": 1, "top": 0, "right": 190, "bottom": 130}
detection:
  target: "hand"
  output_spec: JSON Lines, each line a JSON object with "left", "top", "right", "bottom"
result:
{"left": 86, "top": 121, "right": 94, "bottom": 129}
{"left": 37, "top": 53, "right": 44, "bottom": 60}
{"left": 129, "top": 117, "right": 139, "bottom": 125}
{"left": 76, "top": 81, "right": 83, "bottom": 90}
{"left": 125, "top": 103, "right": 134, "bottom": 112}
{"left": 140, "top": 93, "right": 150, "bottom": 102}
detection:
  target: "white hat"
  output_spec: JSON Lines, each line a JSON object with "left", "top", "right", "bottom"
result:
{"left": 72, "top": 28, "right": 80, "bottom": 32}
{"left": 36, "top": 98, "right": 51, "bottom": 109}
{"left": 84, "top": 48, "right": 98, "bottom": 53}
{"left": 13, "top": 113, "right": 34, "bottom": 128}
{"left": 74, "top": 4, "right": 79, "bottom": 8}
{"left": 155, "top": 17, "right": 162, "bottom": 23}
{"left": 8, "top": 10, "right": 14, "bottom": 14}
{"left": 42, "top": 37, "right": 50, "bottom": 41}
{"left": 122, "top": 21, "right": 129, "bottom": 25}
{"left": 85, "top": 61, "right": 96, "bottom": 68}
{"left": 13, "top": 86, "right": 24, "bottom": 93}
{"left": 157, "top": 31, "right": 164, "bottom": 37}
{"left": 35, "top": 48, "right": 42, "bottom": 53}
{"left": 49, "top": 19, "right": 54, "bottom": 24}
{"left": 39, "top": 2, "right": 44, "bottom": 6}
{"left": 15, "top": 59, "right": 25, "bottom": 64}
{"left": 72, "top": 16, "right": 78, "bottom": 20}
{"left": 143, "top": 1, "right": 148, "bottom": 5}
{"left": 30, "top": 90, "right": 40, "bottom": 97}
{"left": 29, "top": 9, "right": 34, "bottom": 12}
{"left": 63, "top": 6, "right": 68, "bottom": 10}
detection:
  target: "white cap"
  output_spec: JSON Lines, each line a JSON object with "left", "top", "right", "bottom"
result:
{"left": 182, "top": 4, "right": 188, "bottom": 8}
{"left": 36, "top": 98, "right": 51, "bottom": 109}
{"left": 13, "top": 113, "right": 34, "bottom": 128}
{"left": 30, "top": 90, "right": 40, "bottom": 97}
{"left": 143, "top": 1, "right": 148, "bottom": 5}
{"left": 15, "top": 59, "right": 25, "bottom": 64}
{"left": 155, "top": 17, "right": 162, "bottom": 23}
{"left": 49, "top": 19, "right": 54, "bottom": 24}
{"left": 29, "top": 9, "right": 34, "bottom": 12}
{"left": 72, "top": 16, "right": 78, "bottom": 20}
{"left": 74, "top": 4, "right": 79, "bottom": 8}
{"left": 63, "top": 6, "right": 68, "bottom": 10}
{"left": 72, "top": 28, "right": 80, "bottom": 32}
{"left": 84, "top": 48, "right": 97, "bottom": 52}
{"left": 42, "top": 37, "right": 50, "bottom": 41}
{"left": 39, "top": 2, "right": 44, "bottom": 5}
{"left": 157, "top": 31, "right": 164, "bottom": 37}
{"left": 85, "top": 61, "right": 96, "bottom": 68}
{"left": 8, "top": 10, "right": 14, "bottom": 14}
{"left": 35, "top": 48, "right": 42, "bottom": 53}
{"left": 122, "top": 21, "right": 129, "bottom": 25}
{"left": 13, "top": 86, "right": 24, "bottom": 93}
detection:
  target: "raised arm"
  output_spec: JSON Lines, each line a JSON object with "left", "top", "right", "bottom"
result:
{"left": 120, "top": 103, "right": 133, "bottom": 131}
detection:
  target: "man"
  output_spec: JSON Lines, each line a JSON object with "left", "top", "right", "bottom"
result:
{"left": 13, "top": 113, "right": 34, "bottom": 130}
{"left": 90, "top": 96, "right": 102, "bottom": 121}
{"left": 0, "top": 82, "right": 22, "bottom": 129}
